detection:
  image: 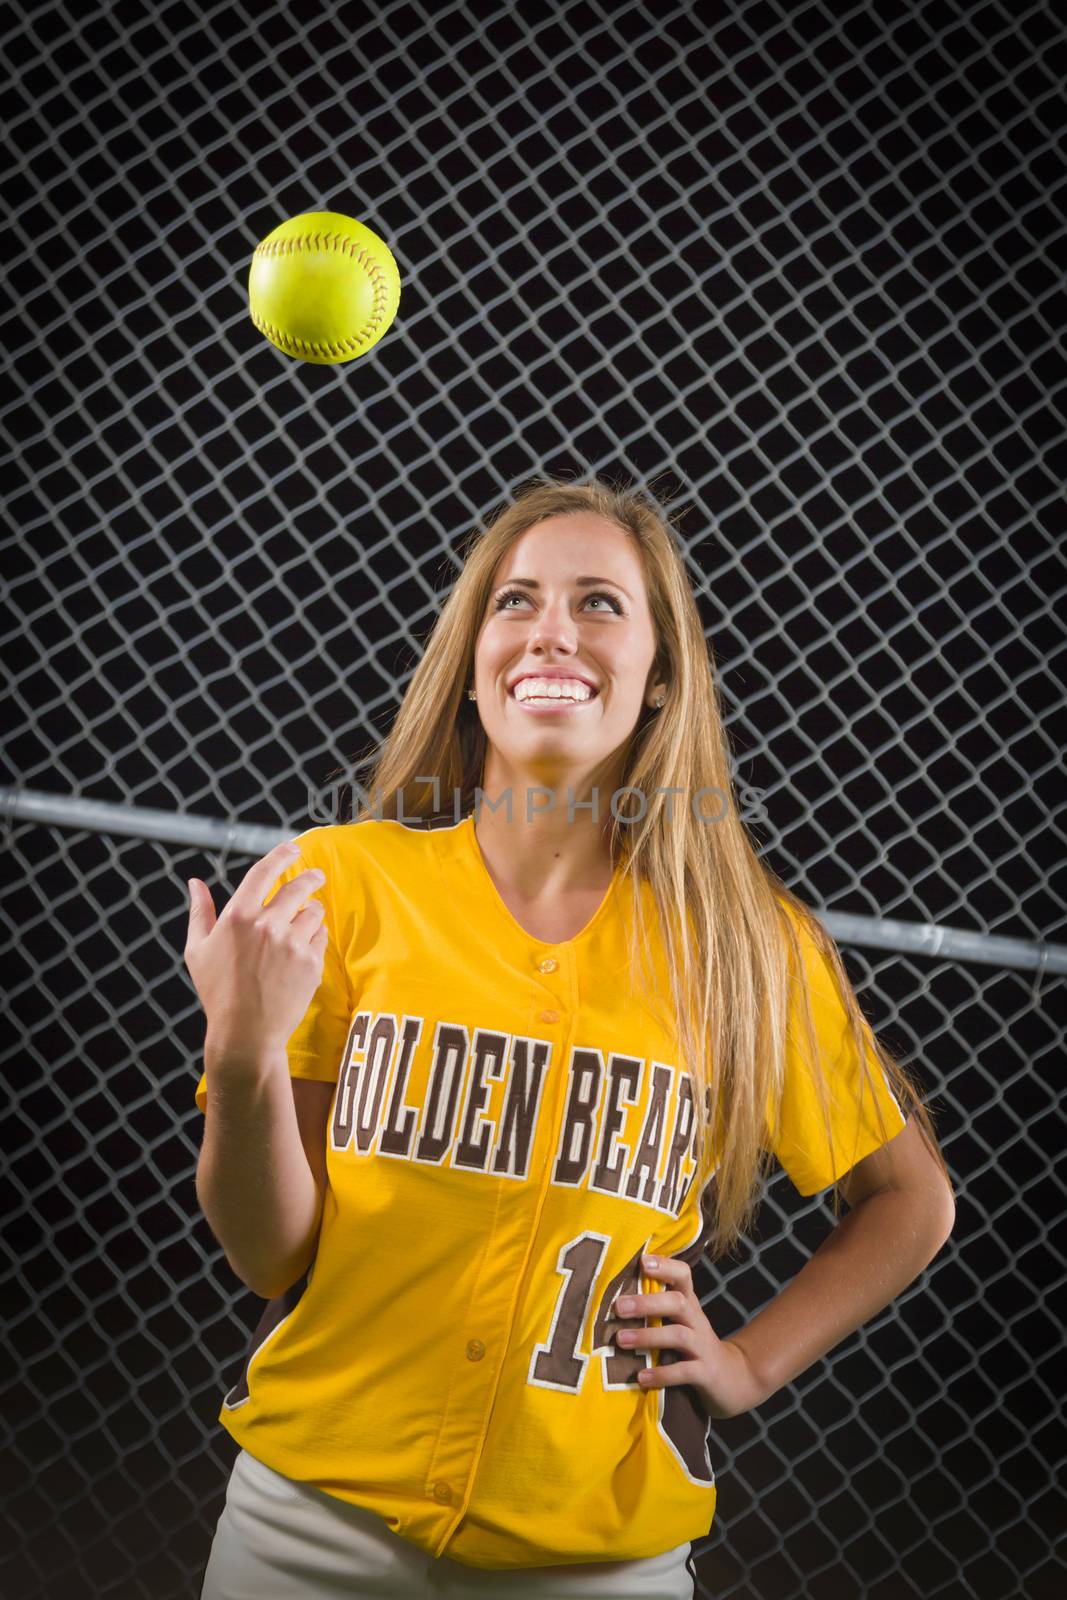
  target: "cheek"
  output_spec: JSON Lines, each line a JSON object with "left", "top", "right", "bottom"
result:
{"left": 476, "top": 617, "right": 507, "bottom": 651}
{"left": 472, "top": 627, "right": 498, "bottom": 673}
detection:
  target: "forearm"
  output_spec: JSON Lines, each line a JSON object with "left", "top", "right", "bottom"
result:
{"left": 196, "top": 1042, "right": 323, "bottom": 1299}
{"left": 724, "top": 1187, "right": 954, "bottom": 1409}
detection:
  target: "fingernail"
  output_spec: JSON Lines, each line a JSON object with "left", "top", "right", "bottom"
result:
{"left": 644, "top": 1255, "right": 657, "bottom": 1269}
{"left": 617, "top": 1297, "right": 634, "bottom": 1314}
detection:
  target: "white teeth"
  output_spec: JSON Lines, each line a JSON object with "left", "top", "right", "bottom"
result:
{"left": 512, "top": 677, "right": 594, "bottom": 703}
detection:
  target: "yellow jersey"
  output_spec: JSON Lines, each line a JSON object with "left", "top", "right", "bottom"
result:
{"left": 193, "top": 813, "right": 906, "bottom": 1569}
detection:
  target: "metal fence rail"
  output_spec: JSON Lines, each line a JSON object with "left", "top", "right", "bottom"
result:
{"left": 4, "top": 785, "right": 1065, "bottom": 978}
{"left": 2, "top": 1, "right": 1064, "bottom": 1598}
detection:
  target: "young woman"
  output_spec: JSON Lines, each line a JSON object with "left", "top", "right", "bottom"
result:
{"left": 186, "top": 476, "right": 955, "bottom": 1600}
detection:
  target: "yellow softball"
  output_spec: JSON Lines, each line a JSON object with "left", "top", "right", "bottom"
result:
{"left": 248, "top": 211, "right": 401, "bottom": 365}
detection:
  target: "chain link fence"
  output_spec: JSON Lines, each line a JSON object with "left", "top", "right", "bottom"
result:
{"left": 3, "top": 0, "right": 1065, "bottom": 1596}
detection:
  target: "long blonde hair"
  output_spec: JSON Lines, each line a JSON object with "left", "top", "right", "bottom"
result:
{"left": 341, "top": 472, "right": 951, "bottom": 1257}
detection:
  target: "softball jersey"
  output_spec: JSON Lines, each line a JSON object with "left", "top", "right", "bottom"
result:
{"left": 193, "top": 813, "right": 906, "bottom": 1570}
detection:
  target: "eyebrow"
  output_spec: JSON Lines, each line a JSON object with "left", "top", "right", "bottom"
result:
{"left": 497, "top": 576, "right": 632, "bottom": 600}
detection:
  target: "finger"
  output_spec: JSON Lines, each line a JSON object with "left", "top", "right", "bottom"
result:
{"left": 637, "top": 1357, "right": 701, "bottom": 1388}
{"left": 261, "top": 865, "right": 327, "bottom": 919}
{"left": 291, "top": 897, "right": 328, "bottom": 939}
{"left": 185, "top": 877, "right": 216, "bottom": 943}
{"left": 616, "top": 1324, "right": 693, "bottom": 1352}
{"left": 642, "top": 1253, "right": 688, "bottom": 1291}
{"left": 616, "top": 1290, "right": 683, "bottom": 1319}
{"left": 229, "top": 838, "right": 306, "bottom": 914}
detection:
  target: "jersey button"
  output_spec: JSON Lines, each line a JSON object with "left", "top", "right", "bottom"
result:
{"left": 432, "top": 1480, "right": 453, "bottom": 1504}
{"left": 466, "top": 1339, "right": 485, "bottom": 1361}
{"left": 538, "top": 957, "right": 558, "bottom": 973}
{"left": 540, "top": 1010, "right": 560, "bottom": 1023}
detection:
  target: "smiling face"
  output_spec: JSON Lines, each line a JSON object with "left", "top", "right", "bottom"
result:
{"left": 472, "top": 513, "right": 665, "bottom": 805}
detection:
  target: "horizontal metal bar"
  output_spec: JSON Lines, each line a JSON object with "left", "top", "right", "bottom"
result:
{"left": 2, "top": 784, "right": 1064, "bottom": 977}
{"left": 818, "top": 910, "right": 1063, "bottom": 976}
{"left": 1, "top": 783, "right": 290, "bottom": 864}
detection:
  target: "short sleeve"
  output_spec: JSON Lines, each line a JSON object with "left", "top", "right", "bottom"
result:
{"left": 193, "top": 826, "right": 355, "bottom": 1115}
{"left": 766, "top": 906, "right": 908, "bottom": 1197}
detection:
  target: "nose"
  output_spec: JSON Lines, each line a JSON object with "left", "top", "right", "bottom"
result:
{"left": 526, "top": 595, "right": 579, "bottom": 653}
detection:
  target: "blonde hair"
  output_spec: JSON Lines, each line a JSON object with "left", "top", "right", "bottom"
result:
{"left": 343, "top": 472, "right": 951, "bottom": 1258}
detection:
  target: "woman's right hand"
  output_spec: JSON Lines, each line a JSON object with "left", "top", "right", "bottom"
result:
{"left": 183, "top": 839, "right": 329, "bottom": 1070}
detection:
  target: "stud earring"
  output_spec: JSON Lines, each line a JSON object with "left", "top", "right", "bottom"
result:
{"left": 653, "top": 693, "right": 666, "bottom": 709}
{"left": 467, "top": 689, "right": 477, "bottom": 701}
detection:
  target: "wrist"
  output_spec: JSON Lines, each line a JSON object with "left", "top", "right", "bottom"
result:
{"left": 718, "top": 1335, "right": 775, "bottom": 1416}
{"left": 204, "top": 1032, "right": 289, "bottom": 1078}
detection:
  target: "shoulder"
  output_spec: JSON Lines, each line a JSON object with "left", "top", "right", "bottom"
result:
{"left": 770, "top": 887, "right": 824, "bottom": 955}
{"left": 768, "top": 890, "right": 843, "bottom": 1001}
{"left": 388, "top": 811, "right": 466, "bottom": 833}
{"left": 291, "top": 814, "right": 461, "bottom": 871}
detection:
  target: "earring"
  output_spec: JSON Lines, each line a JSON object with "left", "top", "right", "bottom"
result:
{"left": 653, "top": 693, "right": 666, "bottom": 709}
{"left": 467, "top": 689, "right": 477, "bottom": 701}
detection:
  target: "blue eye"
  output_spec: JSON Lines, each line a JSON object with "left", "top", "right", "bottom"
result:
{"left": 493, "top": 588, "right": 623, "bottom": 614}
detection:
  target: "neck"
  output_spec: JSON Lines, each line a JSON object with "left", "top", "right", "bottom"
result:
{"left": 472, "top": 764, "right": 618, "bottom": 900}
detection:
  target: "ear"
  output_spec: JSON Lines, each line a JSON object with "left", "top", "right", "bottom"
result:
{"left": 645, "top": 664, "right": 668, "bottom": 707}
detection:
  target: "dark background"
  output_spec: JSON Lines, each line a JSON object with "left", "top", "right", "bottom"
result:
{"left": 2, "top": 1, "right": 1064, "bottom": 1596}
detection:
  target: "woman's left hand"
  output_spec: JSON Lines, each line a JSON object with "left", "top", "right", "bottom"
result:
{"left": 613, "top": 1252, "right": 763, "bottom": 1421}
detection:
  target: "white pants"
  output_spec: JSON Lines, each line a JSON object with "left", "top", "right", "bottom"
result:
{"left": 200, "top": 1448, "right": 697, "bottom": 1599}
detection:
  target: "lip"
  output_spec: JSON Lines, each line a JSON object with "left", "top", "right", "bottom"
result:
{"left": 507, "top": 673, "right": 600, "bottom": 714}
{"left": 506, "top": 670, "right": 599, "bottom": 694}
{"left": 509, "top": 693, "right": 598, "bottom": 715}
